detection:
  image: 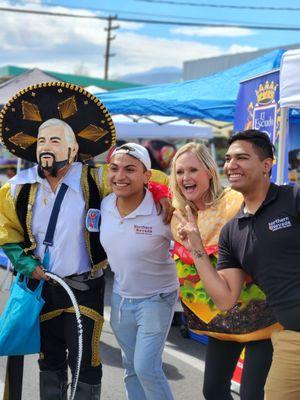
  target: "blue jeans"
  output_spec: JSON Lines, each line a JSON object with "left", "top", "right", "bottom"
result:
{"left": 110, "top": 290, "right": 177, "bottom": 400}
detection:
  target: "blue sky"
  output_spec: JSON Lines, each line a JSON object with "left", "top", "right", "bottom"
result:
{"left": 1, "top": 0, "right": 300, "bottom": 79}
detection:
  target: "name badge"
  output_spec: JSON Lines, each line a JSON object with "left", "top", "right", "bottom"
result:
{"left": 86, "top": 208, "right": 101, "bottom": 232}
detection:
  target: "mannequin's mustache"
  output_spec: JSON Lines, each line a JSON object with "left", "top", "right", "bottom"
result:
{"left": 39, "top": 152, "right": 55, "bottom": 162}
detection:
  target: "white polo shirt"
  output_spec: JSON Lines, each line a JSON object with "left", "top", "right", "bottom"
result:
{"left": 100, "top": 190, "right": 179, "bottom": 298}
{"left": 9, "top": 163, "right": 103, "bottom": 277}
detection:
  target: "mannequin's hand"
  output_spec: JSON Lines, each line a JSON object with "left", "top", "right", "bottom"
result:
{"left": 32, "top": 266, "right": 49, "bottom": 281}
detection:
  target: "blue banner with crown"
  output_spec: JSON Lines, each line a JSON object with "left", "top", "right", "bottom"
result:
{"left": 234, "top": 69, "right": 288, "bottom": 183}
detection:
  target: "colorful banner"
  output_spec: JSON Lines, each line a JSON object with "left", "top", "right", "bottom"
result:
{"left": 234, "top": 70, "right": 288, "bottom": 183}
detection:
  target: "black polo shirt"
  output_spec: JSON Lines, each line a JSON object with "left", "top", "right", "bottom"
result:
{"left": 217, "top": 183, "right": 300, "bottom": 329}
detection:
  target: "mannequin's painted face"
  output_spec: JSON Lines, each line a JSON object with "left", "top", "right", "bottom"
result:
{"left": 36, "top": 124, "right": 78, "bottom": 177}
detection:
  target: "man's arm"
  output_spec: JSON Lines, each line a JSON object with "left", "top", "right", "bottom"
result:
{"left": 147, "top": 176, "right": 173, "bottom": 224}
{"left": 0, "top": 183, "right": 47, "bottom": 280}
{"left": 174, "top": 206, "right": 245, "bottom": 311}
{"left": 2, "top": 243, "right": 40, "bottom": 278}
{"left": 0, "top": 183, "right": 25, "bottom": 245}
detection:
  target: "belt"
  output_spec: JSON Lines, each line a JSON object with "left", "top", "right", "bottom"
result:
{"left": 63, "top": 277, "right": 90, "bottom": 291}
{"left": 48, "top": 268, "right": 104, "bottom": 291}
{"left": 67, "top": 268, "right": 104, "bottom": 282}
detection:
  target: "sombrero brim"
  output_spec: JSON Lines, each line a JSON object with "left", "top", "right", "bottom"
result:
{"left": 0, "top": 81, "right": 116, "bottom": 163}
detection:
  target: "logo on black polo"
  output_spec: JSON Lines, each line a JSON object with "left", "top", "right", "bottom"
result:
{"left": 268, "top": 216, "right": 292, "bottom": 232}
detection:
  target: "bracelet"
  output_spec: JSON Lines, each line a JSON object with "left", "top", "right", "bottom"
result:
{"left": 192, "top": 249, "right": 206, "bottom": 259}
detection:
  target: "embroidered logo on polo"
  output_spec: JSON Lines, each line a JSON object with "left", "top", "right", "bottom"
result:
{"left": 268, "top": 216, "right": 292, "bottom": 231}
{"left": 86, "top": 208, "right": 101, "bottom": 232}
{"left": 134, "top": 224, "right": 153, "bottom": 235}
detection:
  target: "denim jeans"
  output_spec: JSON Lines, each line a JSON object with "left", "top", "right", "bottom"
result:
{"left": 110, "top": 290, "right": 177, "bottom": 400}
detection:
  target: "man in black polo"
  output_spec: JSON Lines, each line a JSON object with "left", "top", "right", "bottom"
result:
{"left": 175, "top": 130, "right": 300, "bottom": 400}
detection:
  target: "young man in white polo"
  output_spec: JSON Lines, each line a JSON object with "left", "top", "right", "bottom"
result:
{"left": 100, "top": 143, "right": 178, "bottom": 400}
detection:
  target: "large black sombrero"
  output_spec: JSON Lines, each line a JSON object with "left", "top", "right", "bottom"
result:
{"left": 0, "top": 81, "right": 116, "bottom": 162}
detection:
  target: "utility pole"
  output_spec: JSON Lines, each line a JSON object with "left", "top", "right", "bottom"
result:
{"left": 104, "top": 16, "right": 119, "bottom": 80}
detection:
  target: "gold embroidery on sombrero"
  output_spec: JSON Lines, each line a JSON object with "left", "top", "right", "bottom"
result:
{"left": 22, "top": 101, "right": 42, "bottom": 121}
{"left": 58, "top": 96, "right": 78, "bottom": 119}
{"left": 9, "top": 132, "right": 37, "bottom": 150}
{"left": 77, "top": 124, "right": 108, "bottom": 142}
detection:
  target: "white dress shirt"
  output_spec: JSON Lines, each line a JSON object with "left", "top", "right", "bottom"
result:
{"left": 10, "top": 162, "right": 103, "bottom": 277}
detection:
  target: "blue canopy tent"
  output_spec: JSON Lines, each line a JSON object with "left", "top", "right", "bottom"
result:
{"left": 97, "top": 50, "right": 284, "bottom": 122}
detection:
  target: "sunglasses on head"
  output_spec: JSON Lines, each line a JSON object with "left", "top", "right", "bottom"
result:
{"left": 115, "top": 145, "right": 136, "bottom": 153}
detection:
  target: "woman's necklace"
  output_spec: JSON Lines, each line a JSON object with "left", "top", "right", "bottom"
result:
{"left": 116, "top": 199, "right": 135, "bottom": 217}
{"left": 117, "top": 206, "right": 132, "bottom": 217}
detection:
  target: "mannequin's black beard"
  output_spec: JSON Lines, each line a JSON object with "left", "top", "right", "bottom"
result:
{"left": 37, "top": 152, "right": 69, "bottom": 178}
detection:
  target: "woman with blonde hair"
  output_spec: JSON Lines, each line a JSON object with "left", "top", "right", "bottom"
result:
{"left": 170, "top": 142, "right": 276, "bottom": 400}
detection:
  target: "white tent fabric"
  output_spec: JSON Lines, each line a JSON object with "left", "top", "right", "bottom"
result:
{"left": 280, "top": 49, "right": 300, "bottom": 108}
{"left": 0, "top": 68, "right": 61, "bottom": 106}
{"left": 277, "top": 49, "right": 300, "bottom": 183}
{"left": 112, "top": 114, "right": 213, "bottom": 140}
{"left": 84, "top": 85, "right": 107, "bottom": 94}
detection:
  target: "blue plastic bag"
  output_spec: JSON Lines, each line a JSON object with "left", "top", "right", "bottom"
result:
{"left": 0, "top": 273, "right": 45, "bottom": 356}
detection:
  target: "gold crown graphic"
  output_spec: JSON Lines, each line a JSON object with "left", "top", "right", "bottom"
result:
{"left": 255, "top": 81, "right": 278, "bottom": 105}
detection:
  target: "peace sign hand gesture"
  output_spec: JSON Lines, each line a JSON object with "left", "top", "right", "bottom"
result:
{"left": 174, "top": 205, "right": 203, "bottom": 253}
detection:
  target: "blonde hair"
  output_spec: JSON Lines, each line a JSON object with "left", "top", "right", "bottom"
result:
{"left": 170, "top": 142, "right": 223, "bottom": 215}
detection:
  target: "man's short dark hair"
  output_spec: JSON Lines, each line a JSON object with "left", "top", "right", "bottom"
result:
{"left": 228, "top": 129, "right": 275, "bottom": 160}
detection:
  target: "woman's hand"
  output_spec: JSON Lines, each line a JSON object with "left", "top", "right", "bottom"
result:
{"left": 174, "top": 205, "right": 203, "bottom": 252}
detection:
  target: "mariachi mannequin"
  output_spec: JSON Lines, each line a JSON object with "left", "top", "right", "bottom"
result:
{"left": 0, "top": 82, "right": 117, "bottom": 399}
{"left": 0, "top": 82, "right": 172, "bottom": 400}
{"left": 0, "top": 82, "right": 170, "bottom": 399}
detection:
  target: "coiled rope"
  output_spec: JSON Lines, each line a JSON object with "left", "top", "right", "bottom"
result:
{"left": 45, "top": 272, "right": 83, "bottom": 400}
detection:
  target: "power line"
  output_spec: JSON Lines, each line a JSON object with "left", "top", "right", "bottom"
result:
{"left": 2, "top": 6, "right": 300, "bottom": 31}
{"left": 15, "top": 0, "right": 272, "bottom": 26}
{"left": 135, "top": 0, "right": 300, "bottom": 11}
{"left": 21, "top": 0, "right": 249, "bottom": 24}
{"left": 0, "top": 6, "right": 109, "bottom": 21}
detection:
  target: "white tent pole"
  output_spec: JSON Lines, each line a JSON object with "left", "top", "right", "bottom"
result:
{"left": 209, "top": 141, "right": 217, "bottom": 163}
{"left": 276, "top": 107, "right": 288, "bottom": 184}
{"left": 17, "top": 157, "right": 22, "bottom": 174}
